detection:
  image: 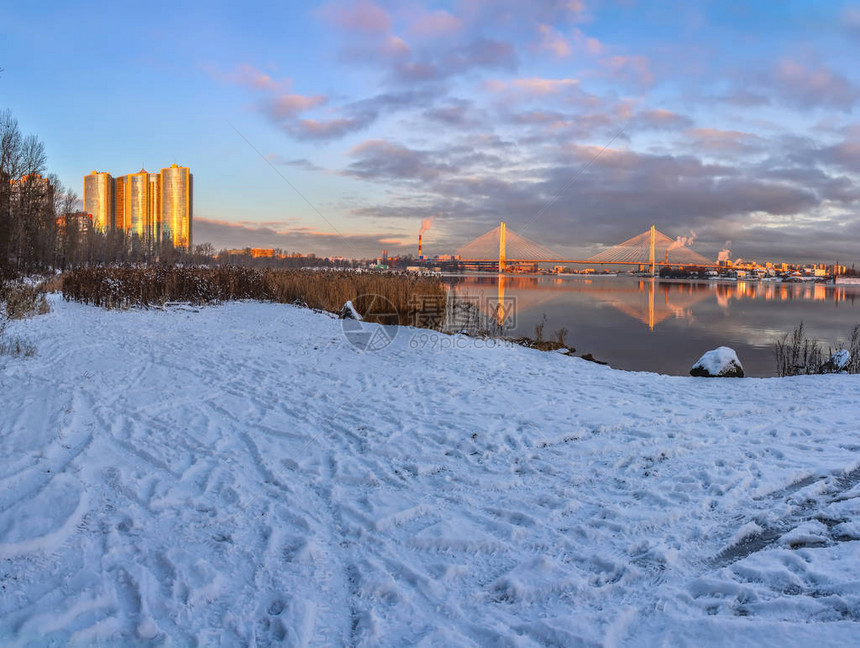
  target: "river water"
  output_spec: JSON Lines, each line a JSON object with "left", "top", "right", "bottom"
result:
{"left": 447, "top": 274, "right": 860, "bottom": 377}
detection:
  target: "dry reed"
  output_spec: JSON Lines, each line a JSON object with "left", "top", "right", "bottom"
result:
{"left": 62, "top": 266, "right": 448, "bottom": 325}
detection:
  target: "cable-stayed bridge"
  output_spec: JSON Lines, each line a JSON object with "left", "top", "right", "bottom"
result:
{"left": 454, "top": 222, "right": 715, "bottom": 272}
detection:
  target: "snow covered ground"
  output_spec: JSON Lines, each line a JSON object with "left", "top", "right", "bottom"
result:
{"left": 1, "top": 294, "right": 859, "bottom": 646}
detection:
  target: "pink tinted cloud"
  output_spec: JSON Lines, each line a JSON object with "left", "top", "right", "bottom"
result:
{"left": 571, "top": 27, "right": 603, "bottom": 55}
{"left": 775, "top": 60, "right": 858, "bottom": 111}
{"left": 320, "top": 0, "right": 391, "bottom": 35}
{"left": 513, "top": 77, "right": 580, "bottom": 95}
{"left": 537, "top": 24, "right": 571, "bottom": 57}
{"left": 266, "top": 94, "right": 327, "bottom": 118}
{"left": 407, "top": 9, "right": 462, "bottom": 38}
{"left": 487, "top": 77, "right": 581, "bottom": 96}
{"left": 601, "top": 55, "right": 654, "bottom": 88}
{"left": 212, "top": 63, "right": 286, "bottom": 91}
{"left": 632, "top": 108, "right": 692, "bottom": 130}
{"left": 843, "top": 6, "right": 860, "bottom": 36}
{"left": 685, "top": 128, "right": 762, "bottom": 153}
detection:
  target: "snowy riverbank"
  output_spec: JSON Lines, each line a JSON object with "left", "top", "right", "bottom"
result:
{"left": 1, "top": 295, "right": 859, "bottom": 645}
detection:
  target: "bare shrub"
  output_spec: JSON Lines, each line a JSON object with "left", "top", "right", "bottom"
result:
{"left": 0, "top": 312, "right": 36, "bottom": 358}
{"left": 0, "top": 334, "right": 36, "bottom": 357}
{"left": 1, "top": 283, "right": 50, "bottom": 319}
{"left": 775, "top": 322, "right": 860, "bottom": 376}
{"left": 841, "top": 324, "right": 860, "bottom": 374}
{"left": 39, "top": 274, "right": 64, "bottom": 293}
{"left": 774, "top": 322, "right": 824, "bottom": 377}
{"left": 534, "top": 314, "right": 546, "bottom": 344}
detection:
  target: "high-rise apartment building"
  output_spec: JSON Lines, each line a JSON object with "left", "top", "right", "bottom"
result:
{"left": 83, "top": 171, "right": 114, "bottom": 232}
{"left": 148, "top": 172, "right": 161, "bottom": 243}
{"left": 82, "top": 164, "right": 192, "bottom": 248}
{"left": 160, "top": 164, "right": 192, "bottom": 248}
{"left": 114, "top": 175, "right": 127, "bottom": 231}
{"left": 125, "top": 169, "right": 149, "bottom": 241}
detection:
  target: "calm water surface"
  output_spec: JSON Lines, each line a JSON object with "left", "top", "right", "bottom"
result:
{"left": 448, "top": 274, "right": 860, "bottom": 377}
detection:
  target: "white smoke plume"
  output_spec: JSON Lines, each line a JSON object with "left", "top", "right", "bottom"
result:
{"left": 666, "top": 229, "right": 697, "bottom": 252}
{"left": 419, "top": 217, "right": 434, "bottom": 234}
{"left": 717, "top": 241, "right": 732, "bottom": 262}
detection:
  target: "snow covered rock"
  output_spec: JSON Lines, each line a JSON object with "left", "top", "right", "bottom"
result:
{"left": 819, "top": 349, "right": 851, "bottom": 374}
{"left": 339, "top": 300, "right": 363, "bottom": 320}
{"left": 689, "top": 346, "right": 744, "bottom": 377}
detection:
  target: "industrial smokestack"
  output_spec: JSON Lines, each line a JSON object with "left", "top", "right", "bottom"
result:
{"left": 419, "top": 234, "right": 423, "bottom": 259}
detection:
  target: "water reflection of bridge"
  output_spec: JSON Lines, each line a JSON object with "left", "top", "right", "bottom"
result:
{"left": 456, "top": 277, "right": 860, "bottom": 333}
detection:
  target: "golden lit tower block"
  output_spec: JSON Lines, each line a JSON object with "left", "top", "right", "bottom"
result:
{"left": 114, "top": 175, "right": 127, "bottom": 230}
{"left": 148, "top": 172, "right": 161, "bottom": 243}
{"left": 125, "top": 169, "right": 150, "bottom": 241}
{"left": 160, "top": 164, "right": 192, "bottom": 248}
{"left": 83, "top": 164, "right": 193, "bottom": 248}
{"left": 83, "top": 171, "right": 114, "bottom": 232}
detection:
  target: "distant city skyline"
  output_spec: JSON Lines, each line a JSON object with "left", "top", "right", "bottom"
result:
{"left": 2, "top": 1, "right": 859, "bottom": 262}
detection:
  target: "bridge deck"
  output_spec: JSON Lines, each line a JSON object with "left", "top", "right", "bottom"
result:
{"left": 463, "top": 259, "right": 723, "bottom": 268}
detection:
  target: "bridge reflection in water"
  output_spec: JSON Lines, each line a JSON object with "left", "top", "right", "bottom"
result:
{"left": 458, "top": 276, "right": 860, "bottom": 332}
{"left": 450, "top": 274, "right": 860, "bottom": 371}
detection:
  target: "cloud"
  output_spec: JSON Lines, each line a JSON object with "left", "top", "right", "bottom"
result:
{"left": 405, "top": 9, "right": 462, "bottom": 38}
{"left": 536, "top": 24, "right": 571, "bottom": 57}
{"left": 489, "top": 77, "right": 582, "bottom": 95}
{"left": 333, "top": 129, "right": 860, "bottom": 262}
{"left": 773, "top": 60, "right": 859, "bottom": 111}
{"left": 821, "top": 139, "right": 860, "bottom": 173}
{"left": 631, "top": 108, "right": 693, "bottom": 131}
{"left": 423, "top": 98, "right": 486, "bottom": 127}
{"left": 219, "top": 63, "right": 284, "bottom": 91}
{"left": 198, "top": 3, "right": 860, "bottom": 264}
{"left": 266, "top": 156, "right": 324, "bottom": 172}
{"left": 719, "top": 60, "right": 860, "bottom": 112}
{"left": 220, "top": 65, "right": 442, "bottom": 141}
{"left": 458, "top": 0, "right": 590, "bottom": 27}
{"left": 394, "top": 38, "right": 519, "bottom": 82}
{"left": 502, "top": 100, "right": 690, "bottom": 142}
{"left": 344, "top": 140, "right": 455, "bottom": 182}
{"left": 534, "top": 23, "right": 603, "bottom": 58}
{"left": 213, "top": 63, "right": 347, "bottom": 137}
{"left": 263, "top": 93, "right": 327, "bottom": 119}
{"left": 599, "top": 55, "right": 654, "bottom": 89}
{"left": 285, "top": 116, "right": 374, "bottom": 141}
{"left": 319, "top": 0, "right": 391, "bottom": 35}
{"left": 570, "top": 27, "right": 604, "bottom": 55}
{"left": 843, "top": 5, "right": 860, "bottom": 39}
{"left": 685, "top": 128, "right": 763, "bottom": 154}
{"left": 277, "top": 86, "right": 443, "bottom": 140}
{"left": 320, "top": 0, "right": 520, "bottom": 84}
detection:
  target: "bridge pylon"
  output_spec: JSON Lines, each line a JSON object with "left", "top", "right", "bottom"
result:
{"left": 499, "top": 221, "right": 506, "bottom": 273}
{"left": 649, "top": 224, "right": 656, "bottom": 276}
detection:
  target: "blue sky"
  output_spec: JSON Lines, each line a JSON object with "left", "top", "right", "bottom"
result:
{"left": 2, "top": 0, "right": 859, "bottom": 262}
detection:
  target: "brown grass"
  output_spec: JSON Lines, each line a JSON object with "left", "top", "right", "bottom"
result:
{"left": 61, "top": 266, "right": 448, "bottom": 325}
{"left": 1, "top": 282, "right": 50, "bottom": 319}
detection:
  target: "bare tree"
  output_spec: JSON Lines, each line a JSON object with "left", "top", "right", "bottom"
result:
{"left": 0, "top": 109, "right": 22, "bottom": 267}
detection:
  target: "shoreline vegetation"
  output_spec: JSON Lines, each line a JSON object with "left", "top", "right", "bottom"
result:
{"left": 0, "top": 265, "right": 857, "bottom": 376}
{"left": 59, "top": 265, "right": 582, "bottom": 356}
{"left": 61, "top": 265, "right": 446, "bottom": 320}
